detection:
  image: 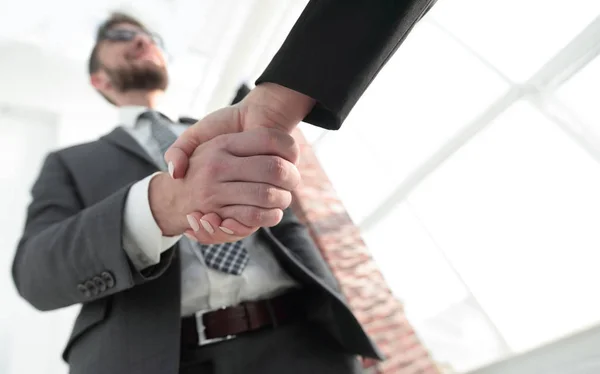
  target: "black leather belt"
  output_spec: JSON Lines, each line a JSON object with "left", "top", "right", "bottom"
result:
{"left": 180, "top": 290, "right": 307, "bottom": 348}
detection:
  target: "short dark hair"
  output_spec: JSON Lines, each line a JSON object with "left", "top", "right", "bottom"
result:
{"left": 88, "top": 12, "right": 149, "bottom": 76}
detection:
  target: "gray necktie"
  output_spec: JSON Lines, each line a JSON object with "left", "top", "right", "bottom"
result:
{"left": 139, "top": 111, "right": 250, "bottom": 275}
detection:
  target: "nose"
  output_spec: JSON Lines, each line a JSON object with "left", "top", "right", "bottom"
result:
{"left": 132, "top": 32, "right": 152, "bottom": 49}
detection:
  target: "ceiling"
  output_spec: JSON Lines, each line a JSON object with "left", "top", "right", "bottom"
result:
{"left": 0, "top": 0, "right": 305, "bottom": 116}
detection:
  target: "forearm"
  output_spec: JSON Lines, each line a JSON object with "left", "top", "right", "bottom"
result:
{"left": 123, "top": 172, "right": 182, "bottom": 271}
{"left": 12, "top": 154, "right": 176, "bottom": 311}
{"left": 13, "top": 185, "right": 138, "bottom": 311}
{"left": 256, "top": 0, "right": 437, "bottom": 130}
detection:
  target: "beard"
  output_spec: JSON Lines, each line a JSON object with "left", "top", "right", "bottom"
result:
{"left": 106, "top": 62, "right": 168, "bottom": 93}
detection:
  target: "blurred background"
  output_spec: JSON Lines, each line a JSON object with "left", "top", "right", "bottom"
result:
{"left": 2, "top": 0, "right": 600, "bottom": 373}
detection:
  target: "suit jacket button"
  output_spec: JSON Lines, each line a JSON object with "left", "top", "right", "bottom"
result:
{"left": 93, "top": 276, "right": 107, "bottom": 292}
{"left": 84, "top": 280, "right": 99, "bottom": 297}
{"left": 77, "top": 284, "right": 91, "bottom": 298}
{"left": 100, "top": 271, "right": 115, "bottom": 288}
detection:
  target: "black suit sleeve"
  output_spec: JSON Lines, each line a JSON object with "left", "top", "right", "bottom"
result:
{"left": 256, "top": 0, "right": 437, "bottom": 130}
{"left": 11, "top": 152, "right": 174, "bottom": 311}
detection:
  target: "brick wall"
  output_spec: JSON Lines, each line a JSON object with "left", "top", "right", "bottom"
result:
{"left": 291, "top": 129, "right": 440, "bottom": 374}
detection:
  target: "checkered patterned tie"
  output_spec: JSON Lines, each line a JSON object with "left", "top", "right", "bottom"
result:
{"left": 140, "top": 111, "right": 250, "bottom": 275}
{"left": 200, "top": 241, "right": 250, "bottom": 275}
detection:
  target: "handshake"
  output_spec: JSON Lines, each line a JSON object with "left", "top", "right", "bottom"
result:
{"left": 149, "top": 83, "right": 316, "bottom": 244}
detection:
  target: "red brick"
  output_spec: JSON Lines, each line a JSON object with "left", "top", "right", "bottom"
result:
{"left": 290, "top": 130, "right": 439, "bottom": 374}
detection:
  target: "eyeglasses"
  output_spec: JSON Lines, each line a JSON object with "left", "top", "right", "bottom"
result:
{"left": 100, "top": 28, "right": 164, "bottom": 49}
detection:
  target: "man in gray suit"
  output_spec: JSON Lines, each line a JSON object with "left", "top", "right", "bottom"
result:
{"left": 11, "top": 12, "right": 382, "bottom": 374}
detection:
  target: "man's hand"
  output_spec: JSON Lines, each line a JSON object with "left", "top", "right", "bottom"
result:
{"left": 161, "top": 83, "right": 314, "bottom": 236}
{"left": 165, "top": 83, "right": 315, "bottom": 179}
{"left": 149, "top": 128, "right": 301, "bottom": 245}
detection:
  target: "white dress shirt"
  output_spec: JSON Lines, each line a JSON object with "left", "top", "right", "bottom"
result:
{"left": 119, "top": 106, "right": 299, "bottom": 316}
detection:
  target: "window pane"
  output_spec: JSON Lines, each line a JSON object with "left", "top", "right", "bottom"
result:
{"left": 412, "top": 296, "right": 510, "bottom": 373}
{"left": 428, "top": 0, "right": 600, "bottom": 81}
{"left": 314, "top": 20, "right": 508, "bottom": 222}
{"left": 314, "top": 124, "right": 396, "bottom": 223}
{"left": 361, "top": 203, "right": 507, "bottom": 372}
{"left": 361, "top": 202, "right": 470, "bottom": 319}
{"left": 555, "top": 56, "right": 600, "bottom": 146}
{"left": 409, "top": 100, "right": 600, "bottom": 353}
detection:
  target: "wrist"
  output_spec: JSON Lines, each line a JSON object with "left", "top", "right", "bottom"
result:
{"left": 148, "top": 172, "right": 187, "bottom": 236}
{"left": 241, "top": 83, "right": 315, "bottom": 133}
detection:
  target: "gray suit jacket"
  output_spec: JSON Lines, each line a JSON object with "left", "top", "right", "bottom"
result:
{"left": 11, "top": 126, "right": 383, "bottom": 374}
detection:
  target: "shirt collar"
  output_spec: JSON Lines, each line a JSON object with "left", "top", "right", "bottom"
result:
{"left": 118, "top": 105, "right": 178, "bottom": 128}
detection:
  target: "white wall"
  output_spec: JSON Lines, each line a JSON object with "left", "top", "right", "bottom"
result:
{"left": 0, "top": 106, "right": 79, "bottom": 374}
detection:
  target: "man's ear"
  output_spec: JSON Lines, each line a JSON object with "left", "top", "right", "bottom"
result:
{"left": 90, "top": 71, "right": 111, "bottom": 91}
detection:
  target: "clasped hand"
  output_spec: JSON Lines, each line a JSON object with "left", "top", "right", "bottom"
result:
{"left": 150, "top": 83, "right": 315, "bottom": 244}
{"left": 150, "top": 126, "right": 300, "bottom": 244}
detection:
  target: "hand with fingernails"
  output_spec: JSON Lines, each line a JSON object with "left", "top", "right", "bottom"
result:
{"left": 157, "top": 83, "right": 314, "bottom": 243}
{"left": 149, "top": 125, "right": 301, "bottom": 245}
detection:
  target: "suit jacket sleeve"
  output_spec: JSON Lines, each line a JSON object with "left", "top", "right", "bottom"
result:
{"left": 256, "top": 0, "right": 437, "bottom": 130}
{"left": 12, "top": 152, "right": 175, "bottom": 311}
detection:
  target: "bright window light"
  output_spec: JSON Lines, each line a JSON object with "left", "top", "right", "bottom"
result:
{"left": 409, "top": 100, "right": 600, "bottom": 354}
{"left": 428, "top": 0, "right": 600, "bottom": 82}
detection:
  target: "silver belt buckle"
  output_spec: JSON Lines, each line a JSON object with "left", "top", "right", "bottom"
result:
{"left": 194, "top": 307, "right": 236, "bottom": 346}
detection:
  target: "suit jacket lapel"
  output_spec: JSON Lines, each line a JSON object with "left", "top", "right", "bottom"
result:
{"left": 101, "top": 126, "right": 158, "bottom": 169}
